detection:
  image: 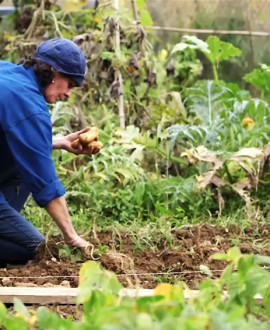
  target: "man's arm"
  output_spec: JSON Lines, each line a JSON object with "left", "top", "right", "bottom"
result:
{"left": 45, "top": 196, "right": 88, "bottom": 247}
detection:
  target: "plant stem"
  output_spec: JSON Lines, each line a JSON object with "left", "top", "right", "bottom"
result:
{"left": 24, "top": 0, "right": 45, "bottom": 39}
{"left": 156, "top": 147, "right": 187, "bottom": 166}
{"left": 212, "top": 62, "right": 219, "bottom": 83}
{"left": 131, "top": 0, "right": 145, "bottom": 56}
{"left": 112, "top": 0, "right": 125, "bottom": 128}
{"left": 131, "top": 0, "right": 139, "bottom": 23}
{"left": 48, "top": 11, "right": 63, "bottom": 38}
{"left": 224, "top": 161, "right": 233, "bottom": 183}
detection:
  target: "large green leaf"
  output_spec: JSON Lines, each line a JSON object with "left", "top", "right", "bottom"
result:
{"left": 0, "top": 303, "right": 6, "bottom": 324}
{"left": 243, "top": 64, "right": 270, "bottom": 94}
{"left": 205, "top": 36, "right": 242, "bottom": 65}
{"left": 171, "top": 35, "right": 209, "bottom": 55}
{"left": 78, "top": 261, "right": 122, "bottom": 304}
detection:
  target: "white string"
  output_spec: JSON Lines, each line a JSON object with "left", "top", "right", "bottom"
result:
{"left": 0, "top": 269, "right": 225, "bottom": 280}
{"left": 0, "top": 265, "right": 268, "bottom": 282}
{"left": 1, "top": 266, "right": 269, "bottom": 280}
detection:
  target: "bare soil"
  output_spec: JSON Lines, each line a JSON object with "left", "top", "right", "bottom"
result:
{"left": 0, "top": 224, "right": 269, "bottom": 290}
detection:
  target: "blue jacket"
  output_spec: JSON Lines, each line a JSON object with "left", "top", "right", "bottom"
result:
{"left": 0, "top": 61, "right": 65, "bottom": 207}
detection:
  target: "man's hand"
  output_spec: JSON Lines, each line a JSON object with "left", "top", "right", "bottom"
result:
{"left": 53, "top": 127, "right": 102, "bottom": 155}
{"left": 65, "top": 235, "right": 90, "bottom": 248}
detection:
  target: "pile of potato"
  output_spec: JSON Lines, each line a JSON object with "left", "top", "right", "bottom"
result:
{"left": 72, "top": 126, "right": 103, "bottom": 151}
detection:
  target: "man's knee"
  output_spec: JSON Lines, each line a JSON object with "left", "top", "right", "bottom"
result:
{"left": 26, "top": 235, "right": 46, "bottom": 256}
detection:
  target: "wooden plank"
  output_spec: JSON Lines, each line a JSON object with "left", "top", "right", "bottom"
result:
{"left": 0, "top": 287, "right": 79, "bottom": 304}
{"left": 0, "top": 287, "right": 196, "bottom": 304}
{"left": 119, "top": 288, "right": 154, "bottom": 298}
{"left": 0, "top": 287, "right": 263, "bottom": 304}
{"left": 119, "top": 288, "right": 200, "bottom": 299}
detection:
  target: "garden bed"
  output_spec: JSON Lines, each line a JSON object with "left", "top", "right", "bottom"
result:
{"left": 0, "top": 224, "right": 269, "bottom": 290}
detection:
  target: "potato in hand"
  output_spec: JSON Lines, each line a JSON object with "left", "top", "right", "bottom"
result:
{"left": 79, "top": 127, "right": 99, "bottom": 146}
{"left": 71, "top": 126, "right": 102, "bottom": 153}
{"left": 86, "top": 140, "right": 103, "bottom": 149}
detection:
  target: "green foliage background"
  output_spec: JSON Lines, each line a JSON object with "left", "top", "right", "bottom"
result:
{"left": 1, "top": 0, "right": 270, "bottom": 238}
{"left": 2, "top": 1, "right": 270, "bottom": 327}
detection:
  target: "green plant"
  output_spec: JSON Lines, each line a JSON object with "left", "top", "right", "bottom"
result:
{"left": 243, "top": 64, "right": 270, "bottom": 101}
{"left": 168, "top": 79, "right": 270, "bottom": 156}
{"left": 171, "top": 35, "right": 241, "bottom": 82}
{"left": 1, "top": 250, "right": 270, "bottom": 329}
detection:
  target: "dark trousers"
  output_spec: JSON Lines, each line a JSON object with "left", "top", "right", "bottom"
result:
{"left": 0, "top": 178, "right": 45, "bottom": 266}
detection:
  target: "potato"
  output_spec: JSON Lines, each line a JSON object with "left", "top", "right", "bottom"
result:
{"left": 87, "top": 140, "right": 103, "bottom": 149}
{"left": 71, "top": 127, "right": 102, "bottom": 152}
{"left": 79, "top": 127, "right": 99, "bottom": 146}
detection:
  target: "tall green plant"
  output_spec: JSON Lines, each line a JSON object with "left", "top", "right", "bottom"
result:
{"left": 169, "top": 80, "right": 270, "bottom": 153}
{"left": 172, "top": 35, "right": 241, "bottom": 82}
{"left": 204, "top": 36, "right": 242, "bottom": 82}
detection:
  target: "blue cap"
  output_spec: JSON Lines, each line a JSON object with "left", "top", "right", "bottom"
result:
{"left": 35, "top": 38, "right": 87, "bottom": 86}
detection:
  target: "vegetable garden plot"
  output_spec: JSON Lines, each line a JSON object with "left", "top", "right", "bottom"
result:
{"left": 0, "top": 224, "right": 269, "bottom": 290}
{"left": 2, "top": 242, "right": 270, "bottom": 329}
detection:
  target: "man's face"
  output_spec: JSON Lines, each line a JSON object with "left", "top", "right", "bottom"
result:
{"left": 44, "top": 71, "right": 76, "bottom": 104}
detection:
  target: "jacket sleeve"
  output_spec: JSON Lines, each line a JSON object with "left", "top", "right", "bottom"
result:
{"left": 5, "top": 113, "right": 65, "bottom": 207}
